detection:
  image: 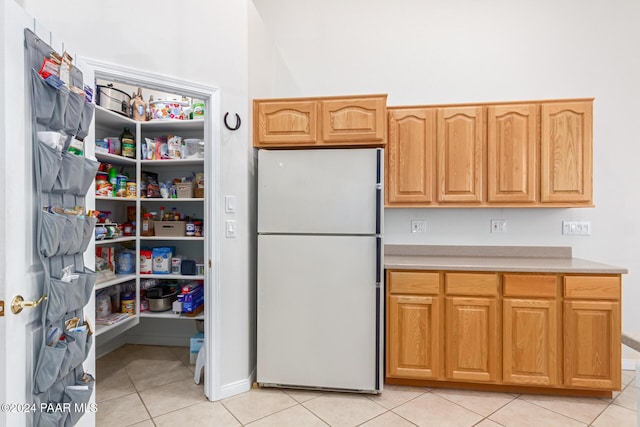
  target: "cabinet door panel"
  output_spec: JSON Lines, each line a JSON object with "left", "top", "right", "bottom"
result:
{"left": 564, "top": 300, "right": 621, "bottom": 389}
{"left": 540, "top": 101, "right": 593, "bottom": 203}
{"left": 255, "top": 100, "right": 318, "bottom": 146}
{"left": 487, "top": 104, "right": 537, "bottom": 203}
{"left": 388, "top": 295, "right": 441, "bottom": 379}
{"left": 503, "top": 299, "right": 558, "bottom": 385}
{"left": 387, "top": 108, "right": 435, "bottom": 204}
{"left": 446, "top": 297, "right": 499, "bottom": 382}
{"left": 437, "top": 107, "right": 483, "bottom": 202}
{"left": 321, "top": 97, "right": 386, "bottom": 143}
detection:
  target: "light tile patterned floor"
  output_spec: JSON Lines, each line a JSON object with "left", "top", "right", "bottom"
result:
{"left": 96, "top": 345, "right": 638, "bottom": 427}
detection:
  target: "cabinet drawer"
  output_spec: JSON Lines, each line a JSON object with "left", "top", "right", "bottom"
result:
{"left": 503, "top": 275, "right": 557, "bottom": 298}
{"left": 445, "top": 273, "right": 498, "bottom": 296}
{"left": 388, "top": 271, "right": 440, "bottom": 295}
{"left": 564, "top": 276, "right": 620, "bottom": 299}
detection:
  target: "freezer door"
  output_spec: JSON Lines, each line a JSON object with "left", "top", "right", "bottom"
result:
{"left": 258, "top": 148, "right": 381, "bottom": 234}
{"left": 257, "top": 234, "right": 379, "bottom": 391}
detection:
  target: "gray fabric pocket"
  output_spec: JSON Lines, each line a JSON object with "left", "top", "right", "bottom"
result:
{"left": 78, "top": 157, "right": 99, "bottom": 196}
{"left": 40, "top": 211, "right": 66, "bottom": 258}
{"left": 37, "top": 140, "right": 62, "bottom": 193}
{"left": 37, "top": 411, "right": 65, "bottom": 427}
{"left": 34, "top": 343, "right": 66, "bottom": 393}
{"left": 49, "top": 85, "right": 69, "bottom": 132}
{"left": 56, "top": 214, "right": 78, "bottom": 256}
{"left": 31, "top": 69, "right": 57, "bottom": 127}
{"left": 58, "top": 330, "right": 88, "bottom": 381}
{"left": 76, "top": 101, "right": 94, "bottom": 140}
{"left": 46, "top": 273, "right": 94, "bottom": 324}
{"left": 53, "top": 151, "right": 83, "bottom": 194}
{"left": 78, "top": 216, "right": 97, "bottom": 253}
{"left": 62, "top": 373, "right": 94, "bottom": 427}
{"left": 63, "top": 92, "right": 84, "bottom": 136}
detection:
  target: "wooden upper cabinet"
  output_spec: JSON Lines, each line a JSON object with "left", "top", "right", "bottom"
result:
{"left": 540, "top": 100, "right": 593, "bottom": 204}
{"left": 321, "top": 97, "right": 386, "bottom": 143}
{"left": 487, "top": 104, "right": 537, "bottom": 203}
{"left": 437, "top": 106, "right": 484, "bottom": 203}
{"left": 253, "top": 94, "right": 387, "bottom": 148}
{"left": 254, "top": 100, "right": 319, "bottom": 147}
{"left": 386, "top": 108, "right": 435, "bottom": 205}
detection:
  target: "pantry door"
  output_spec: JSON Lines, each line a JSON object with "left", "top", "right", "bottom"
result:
{"left": 1, "top": 3, "right": 96, "bottom": 427}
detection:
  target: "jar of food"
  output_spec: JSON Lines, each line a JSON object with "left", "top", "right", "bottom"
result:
{"left": 121, "top": 292, "right": 135, "bottom": 314}
{"left": 123, "top": 223, "right": 133, "bottom": 236}
{"left": 186, "top": 221, "right": 195, "bottom": 237}
{"left": 194, "top": 221, "right": 203, "bottom": 237}
{"left": 141, "top": 213, "right": 154, "bottom": 236}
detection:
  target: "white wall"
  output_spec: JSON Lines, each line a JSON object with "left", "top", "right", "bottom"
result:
{"left": 17, "top": 0, "right": 255, "bottom": 393}
{"left": 251, "top": 0, "right": 640, "bottom": 359}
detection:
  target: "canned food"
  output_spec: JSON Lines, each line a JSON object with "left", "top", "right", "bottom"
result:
{"left": 126, "top": 181, "right": 137, "bottom": 198}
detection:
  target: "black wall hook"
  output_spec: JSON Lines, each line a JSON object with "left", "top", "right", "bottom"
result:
{"left": 224, "top": 112, "right": 241, "bottom": 131}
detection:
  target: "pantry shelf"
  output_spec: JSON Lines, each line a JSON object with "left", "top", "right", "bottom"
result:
{"left": 95, "top": 105, "right": 136, "bottom": 128}
{"left": 95, "top": 236, "right": 136, "bottom": 246}
{"left": 140, "top": 159, "right": 204, "bottom": 166}
{"left": 96, "top": 274, "right": 137, "bottom": 291}
{"left": 141, "top": 118, "right": 204, "bottom": 133}
{"left": 95, "top": 314, "right": 137, "bottom": 337}
{"left": 140, "top": 274, "right": 205, "bottom": 280}
{"left": 96, "top": 196, "right": 136, "bottom": 202}
{"left": 139, "top": 236, "right": 205, "bottom": 241}
{"left": 140, "top": 198, "right": 204, "bottom": 203}
{"left": 95, "top": 152, "right": 136, "bottom": 166}
{"left": 139, "top": 311, "right": 204, "bottom": 320}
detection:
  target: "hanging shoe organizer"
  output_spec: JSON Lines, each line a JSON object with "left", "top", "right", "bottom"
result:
{"left": 25, "top": 28, "right": 97, "bottom": 427}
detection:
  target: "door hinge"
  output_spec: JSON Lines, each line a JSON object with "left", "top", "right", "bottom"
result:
{"left": 208, "top": 260, "right": 212, "bottom": 269}
{"left": 0, "top": 301, "right": 4, "bottom": 317}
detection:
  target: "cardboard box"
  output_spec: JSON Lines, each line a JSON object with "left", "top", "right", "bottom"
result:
{"left": 190, "top": 332, "right": 205, "bottom": 364}
{"left": 176, "top": 181, "right": 195, "bottom": 198}
{"left": 154, "top": 221, "right": 186, "bottom": 237}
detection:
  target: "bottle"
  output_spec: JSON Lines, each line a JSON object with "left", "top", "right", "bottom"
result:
{"left": 108, "top": 165, "right": 118, "bottom": 197}
{"left": 132, "top": 88, "right": 147, "bottom": 121}
{"left": 159, "top": 206, "right": 165, "bottom": 222}
{"left": 141, "top": 213, "right": 154, "bottom": 236}
{"left": 121, "top": 127, "right": 135, "bottom": 159}
{"left": 147, "top": 95, "right": 154, "bottom": 120}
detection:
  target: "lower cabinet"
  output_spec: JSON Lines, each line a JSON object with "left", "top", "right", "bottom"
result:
{"left": 563, "top": 276, "right": 621, "bottom": 390}
{"left": 502, "top": 274, "right": 559, "bottom": 386}
{"left": 445, "top": 273, "right": 499, "bottom": 382}
{"left": 386, "top": 271, "right": 442, "bottom": 379}
{"left": 386, "top": 270, "right": 622, "bottom": 394}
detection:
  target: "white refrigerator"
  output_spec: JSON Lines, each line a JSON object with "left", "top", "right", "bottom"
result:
{"left": 257, "top": 148, "right": 383, "bottom": 393}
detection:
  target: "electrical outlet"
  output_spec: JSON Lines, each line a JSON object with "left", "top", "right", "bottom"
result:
{"left": 562, "top": 221, "right": 591, "bottom": 235}
{"left": 491, "top": 219, "right": 507, "bottom": 233}
{"left": 411, "top": 219, "right": 427, "bottom": 233}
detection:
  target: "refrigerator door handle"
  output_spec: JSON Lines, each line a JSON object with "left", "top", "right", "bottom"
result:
{"left": 375, "top": 149, "right": 382, "bottom": 235}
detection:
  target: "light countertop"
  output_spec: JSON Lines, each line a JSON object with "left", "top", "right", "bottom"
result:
{"left": 384, "top": 245, "right": 628, "bottom": 275}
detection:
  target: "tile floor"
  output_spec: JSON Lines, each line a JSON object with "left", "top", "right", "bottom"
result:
{"left": 96, "top": 344, "right": 638, "bottom": 427}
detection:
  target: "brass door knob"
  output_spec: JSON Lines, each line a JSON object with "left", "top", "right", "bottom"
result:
{"left": 11, "top": 295, "right": 47, "bottom": 315}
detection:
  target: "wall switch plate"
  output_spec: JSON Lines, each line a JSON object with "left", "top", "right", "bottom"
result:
{"left": 562, "top": 221, "right": 591, "bottom": 235}
{"left": 225, "top": 220, "right": 237, "bottom": 238}
{"left": 491, "top": 219, "right": 507, "bottom": 233}
{"left": 411, "top": 219, "right": 427, "bottom": 233}
{"left": 225, "top": 195, "right": 236, "bottom": 213}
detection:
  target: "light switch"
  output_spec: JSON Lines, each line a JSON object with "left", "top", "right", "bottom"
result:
{"left": 225, "top": 220, "right": 237, "bottom": 238}
{"left": 225, "top": 195, "right": 236, "bottom": 213}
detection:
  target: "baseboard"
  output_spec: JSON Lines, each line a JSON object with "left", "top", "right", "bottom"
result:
{"left": 95, "top": 334, "right": 128, "bottom": 359}
{"left": 622, "top": 358, "right": 640, "bottom": 370}
{"left": 217, "top": 368, "right": 256, "bottom": 400}
{"left": 124, "top": 333, "right": 189, "bottom": 347}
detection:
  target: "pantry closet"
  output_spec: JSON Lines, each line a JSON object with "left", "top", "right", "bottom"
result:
{"left": 77, "top": 57, "right": 220, "bottom": 402}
